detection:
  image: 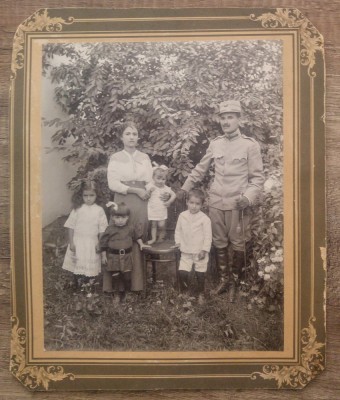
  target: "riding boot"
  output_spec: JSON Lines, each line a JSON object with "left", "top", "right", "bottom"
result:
{"left": 178, "top": 270, "right": 190, "bottom": 294}
{"left": 214, "top": 247, "right": 229, "bottom": 295}
{"left": 196, "top": 272, "right": 206, "bottom": 304}
{"left": 229, "top": 250, "right": 245, "bottom": 303}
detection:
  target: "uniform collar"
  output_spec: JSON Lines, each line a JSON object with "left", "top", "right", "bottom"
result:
{"left": 224, "top": 129, "right": 241, "bottom": 141}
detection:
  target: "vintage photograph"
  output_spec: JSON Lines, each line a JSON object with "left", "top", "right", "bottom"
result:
{"left": 41, "top": 39, "right": 284, "bottom": 352}
{"left": 9, "top": 6, "right": 327, "bottom": 391}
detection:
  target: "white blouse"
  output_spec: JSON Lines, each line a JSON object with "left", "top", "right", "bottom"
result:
{"left": 107, "top": 150, "right": 153, "bottom": 194}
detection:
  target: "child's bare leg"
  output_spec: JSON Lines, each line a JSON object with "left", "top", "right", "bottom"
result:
{"left": 157, "top": 220, "right": 166, "bottom": 242}
{"left": 148, "top": 221, "right": 157, "bottom": 245}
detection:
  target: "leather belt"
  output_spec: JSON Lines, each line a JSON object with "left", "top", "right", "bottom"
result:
{"left": 107, "top": 247, "right": 132, "bottom": 255}
{"left": 121, "top": 180, "right": 145, "bottom": 186}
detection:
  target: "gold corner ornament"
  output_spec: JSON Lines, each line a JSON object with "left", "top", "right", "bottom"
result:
{"left": 10, "top": 317, "right": 75, "bottom": 390}
{"left": 251, "top": 317, "right": 324, "bottom": 388}
{"left": 250, "top": 8, "right": 324, "bottom": 77}
{"left": 11, "top": 9, "right": 74, "bottom": 79}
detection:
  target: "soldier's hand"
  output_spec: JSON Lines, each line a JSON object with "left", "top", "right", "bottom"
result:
{"left": 236, "top": 195, "right": 249, "bottom": 209}
{"left": 176, "top": 189, "right": 187, "bottom": 201}
{"left": 160, "top": 192, "right": 171, "bottom": 202}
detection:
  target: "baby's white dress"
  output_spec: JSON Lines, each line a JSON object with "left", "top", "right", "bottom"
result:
{"left": 62, "top": 204, "right": 108, "bottom": 276}
{"left": 146, "top": 183, "right": 175, "bottom": 221}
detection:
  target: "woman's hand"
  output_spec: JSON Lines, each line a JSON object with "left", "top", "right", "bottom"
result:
{"left": 130, "top": 187, "right": 149, "bottom": 200}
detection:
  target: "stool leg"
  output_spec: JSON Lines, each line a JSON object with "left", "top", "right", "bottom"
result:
{"left": 152, "top": 260, "right": 157, "bottom": 284}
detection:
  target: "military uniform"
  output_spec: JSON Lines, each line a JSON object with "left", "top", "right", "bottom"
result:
{"left": 181, "top": 100, "right": 264, "bottom": 300}
{"left": 182, "top": 129, "right": 264, "bottom": 249}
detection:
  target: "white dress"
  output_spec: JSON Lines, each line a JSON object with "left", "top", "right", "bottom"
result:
{"left": 62, "top": 204, "right": 108, "bottom": 277}
{"left": 146, "top": 183, "right": 175, "bottom": 221}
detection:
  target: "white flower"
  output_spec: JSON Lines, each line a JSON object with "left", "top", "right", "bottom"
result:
{"left": 276, "top": 249, "right": 283, "bottom": 256}
{"left": 86, "top": 293, "right": 92, "bottom": 298}
{"left": 264, "top": 266, "right": 271, "bottom": 273}
{"left": 264, "top": 177, "right": 277, "bottom": 192}
{"left": 270, "top": 265, "right": 278, "bottom": 272}
{"left": 264, "top": 274, "right": 271, "bottom": 281}
{"left": 258, "top": 271, "right": 264, "bottom": 277}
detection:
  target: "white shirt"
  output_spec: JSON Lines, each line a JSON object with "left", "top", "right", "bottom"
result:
{"left": 107, "top": 149, "right": 153, "bottom": 194}
{"left": 175, "top": 210, "right": 212, "bottom": 254}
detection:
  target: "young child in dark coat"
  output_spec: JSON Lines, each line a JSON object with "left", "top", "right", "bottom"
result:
{"left": 100, "top": 202, "right": 149, "bottom": 303}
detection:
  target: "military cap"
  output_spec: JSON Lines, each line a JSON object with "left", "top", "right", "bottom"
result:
{"left": 218, "top": 100, "right": 242, "bottom": 114}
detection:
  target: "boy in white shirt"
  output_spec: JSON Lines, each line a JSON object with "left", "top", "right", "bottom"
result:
{"left": 174, "top": 189, "right": 212, "bottom": 304}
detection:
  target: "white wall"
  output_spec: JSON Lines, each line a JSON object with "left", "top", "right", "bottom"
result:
{"left": 41, "top": 74, "right": 77, "bottom": 227}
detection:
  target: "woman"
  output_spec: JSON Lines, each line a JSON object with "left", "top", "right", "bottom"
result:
{"left": 106, "top": 121, "right": 153, "bottom": 292}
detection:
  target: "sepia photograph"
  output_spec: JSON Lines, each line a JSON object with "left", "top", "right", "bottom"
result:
{"left": 41, "top": 39, "right": 284, "bottom": 352}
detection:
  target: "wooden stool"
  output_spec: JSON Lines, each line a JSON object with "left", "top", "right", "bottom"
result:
{"left": 141, "top": 240, "right": 180, "bottom": 297}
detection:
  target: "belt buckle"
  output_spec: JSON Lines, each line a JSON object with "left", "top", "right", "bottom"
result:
{"left": 119, "top": 249, "right": 125, "bottom": 256}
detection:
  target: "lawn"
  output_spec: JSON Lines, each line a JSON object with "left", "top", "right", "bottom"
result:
{"left": 43, "top": 217, "right": 283, "bottom": 352}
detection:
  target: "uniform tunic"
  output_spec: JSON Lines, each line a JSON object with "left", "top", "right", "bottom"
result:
{"left": 107, "top": 149, "right": 153, "bottom": 290}
{"left": 182, "top": 130, "right": 264, "bottom": 210}
{"left": 62, "top": 204, "right": 108, "bottom": 277}
{"left": 182, "top": 130, "right": 264, "bottom": 250}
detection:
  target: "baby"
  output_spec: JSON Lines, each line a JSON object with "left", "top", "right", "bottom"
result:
{"left": 146, "top": 165, "right": 176, "bottom": 245}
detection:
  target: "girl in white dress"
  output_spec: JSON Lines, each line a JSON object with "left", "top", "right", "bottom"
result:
{"left": 62, "top": 180, "right": 108, "bottom": 283}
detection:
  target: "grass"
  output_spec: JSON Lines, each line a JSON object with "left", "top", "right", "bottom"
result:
{"left": 43, "top": 217, "right": 283, "bottom": 352}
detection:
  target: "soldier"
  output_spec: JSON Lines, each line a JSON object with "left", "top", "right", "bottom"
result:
{"left": 178, "top": 100, "right": 264, "bottom": 302}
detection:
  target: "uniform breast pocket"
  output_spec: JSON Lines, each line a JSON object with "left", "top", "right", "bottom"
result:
{"left": 231, "top": 152, "right": 248, "bottom": 164}
{"left": 213, "top": 155, "right": 225, "bottom": 167}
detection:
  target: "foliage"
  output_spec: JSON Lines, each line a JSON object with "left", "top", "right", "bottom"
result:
{"left": 43, "top": 40, "right": 282, "bottom": 183}
{"left": 245, "top": 143, "right": 284, "bottom": 311}
{"left": 43, "top": 40, "right": 284, "bottom": 309}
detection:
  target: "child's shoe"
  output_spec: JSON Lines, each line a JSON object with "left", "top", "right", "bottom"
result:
{"left": 119, "top": 291, "right": 133, "bottom": 304}
{"left": 198, "top": 293, "right": 206, "bottom": 305}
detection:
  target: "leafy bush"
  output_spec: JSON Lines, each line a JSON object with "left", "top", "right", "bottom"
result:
{"left": 246, "top": 143, "right": 284, "bottom": 311}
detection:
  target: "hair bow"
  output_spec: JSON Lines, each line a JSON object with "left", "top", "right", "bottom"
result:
{"left": 152, "top": 161, "right": 168, "bottom": 171}
{"left": 106, "top": 201, "right": 118, "bottom": 210}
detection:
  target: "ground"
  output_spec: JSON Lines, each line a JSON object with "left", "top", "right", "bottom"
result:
{"left": 43, "top": 217, "right": 283, "bottom": 352}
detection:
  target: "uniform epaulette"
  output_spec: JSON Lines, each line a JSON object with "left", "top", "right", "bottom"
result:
{"left": 241, "top": 134, "right": 257, "bottom": 143}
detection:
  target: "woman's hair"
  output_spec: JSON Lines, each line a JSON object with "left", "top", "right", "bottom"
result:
{"left": 71, "top": 180, "right": 98, "bottom": 209}
{"left": 109, "top": 202, "right": 130, "bottom": 217}
{"left": 187, "top": 188, "right": 205, "bottom": 203}
{"left": 119, "top": 121, "right": 138, "bottom": 137}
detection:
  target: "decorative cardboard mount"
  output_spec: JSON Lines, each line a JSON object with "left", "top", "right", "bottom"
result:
{"left": 10, "top": 7, "right": 325, "bottom": 390}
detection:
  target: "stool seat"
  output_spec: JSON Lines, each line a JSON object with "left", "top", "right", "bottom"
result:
{"left": 143, "top": 240, "right": 179, "bottom": 255}
{"left": 141, "top": 240, "right": 180, "bottom": 297}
